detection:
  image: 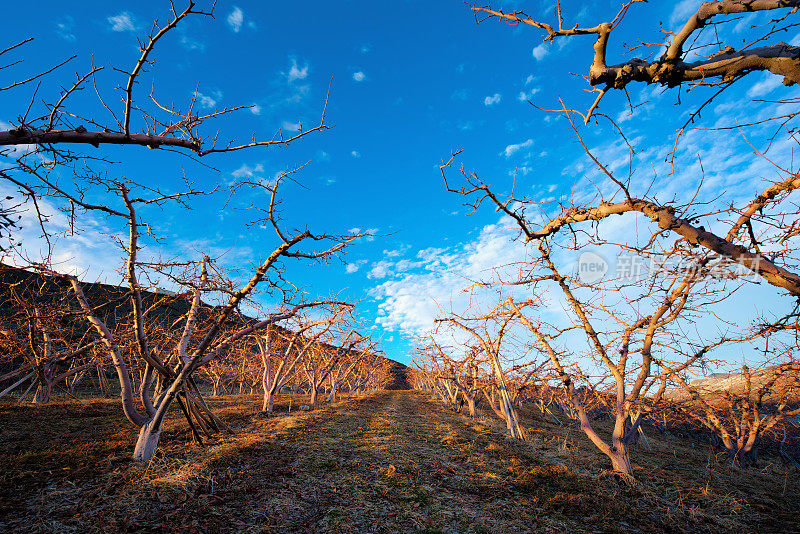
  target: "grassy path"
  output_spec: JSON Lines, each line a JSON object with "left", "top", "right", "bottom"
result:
{"left": 2, "top": 390, "right": 797, "bottom": 532}
{"left": 190, "top": 390, "right": 616, "bottom": 533}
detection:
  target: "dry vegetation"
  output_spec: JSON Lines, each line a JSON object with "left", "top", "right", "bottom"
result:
{"left": 1, "top": 388, "right": 798, "bottom": 533}
{"left": 2, "top": 1, "right": 800, "bottom": 532}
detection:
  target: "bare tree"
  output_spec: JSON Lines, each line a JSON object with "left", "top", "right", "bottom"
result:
{"left": 0, "top": 2, "right": 327, "bottom": 158}
{"left": 666, "top": 359, "right": 800, "bottom": 465}
{"left": 0, "top": 0, "right": 369, "bottom": 462}
{"left": 0, "top": 267, "right": 101, "bottom": 403}
{"left": 257, "top": 309, "right": 352, "bottom": 414}
{"left": 456, "top": 2, "right": 800, "bottom": 296}
{"left": 472, "top": 1, "right": 800, "bottom": 123}
{"left": 424, "top": 340, "right": 481, "bottom": 417}
{"left": 427, "top": 1, "right": 800, "bottom": 473}
{"left": 434, "top": 306, "right": 528, "bottom": 439}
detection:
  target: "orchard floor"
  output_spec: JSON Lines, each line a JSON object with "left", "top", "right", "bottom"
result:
{"left": 1, "top": 390, "right": 798, "bottom": 533}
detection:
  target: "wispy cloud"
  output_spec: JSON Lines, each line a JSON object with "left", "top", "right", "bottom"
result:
{"left": 108, "top": 11, "right": 136, "bottom": 32}
{"left": 484, "top": 93, "right": 502, "bottom": 106}
{"left": 227, "top": 7, "right": 244, "bottom": 32}
{"left": 517, "top": 87, "right": 540, "bottom": 101}
{"left": 503, "top": 139, "right": 533, "bottom": 157}
{"left": 231, "top": 163, "right": 264, "bottom": 178}
{"left": 532, "top": 43, "right": 549, "bottom": 61}
{"left": 747, "top": 73, "right": 782, "bottom": 98}
{"left": 669, "top": 0, "right": 703, "bottom": 27}
{"left": 180, "top": 33, "right": 206, "bottom": 51}
{"left": 275, "top": 58, "right": 312, "bottom": 105}
{"left": 281, "top": 121, "right": 301, "bottom": 132}
{"left": 193, "top": 90, "right": 220, "bottom": 109}
{"left": 55, "top": 17, "right": 76, "bottom": 41}
{"left": 346, "top": 260, "right": 367, "bottom": 273}
{"left": 287, "top": 58, "right": 309, "bottom": 83}
{"left": 353, "top": 71, "right": 366, "bottom": 82}
{"left": 369, "top": 221, "right": 531, "bottom": 337}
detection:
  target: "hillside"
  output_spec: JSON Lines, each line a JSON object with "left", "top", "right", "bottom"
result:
{"left": 0, "top": 263, "right": 404, "bottom": 377}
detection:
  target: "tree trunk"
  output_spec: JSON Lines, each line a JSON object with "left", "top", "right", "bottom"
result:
{"left": 490, "top": 353, "right": 524, "bottom": 440}
{"left": 328, "top": 377, "right": 337, "bottom": 402}
{"left": 309, "top": 386, "right": 318, "bottom": 408}
{"left": 69, "top": 369, "right": 88, "bottom": 394}
{"left": 132, "top": 383, "right": 182, "bottom": 462}
{"left": 33, "top": 378, "right": 52, "bottom": 404}
{"left": 731, "top": 445, "right": 758, "bottom": 467}
{"left": 466, "top": 396, "right": 476, "bottom": 418}
{"left": 609, "top": 446, "right": 633, "bottom": 476}
{"left": 262, "top": 388, "right": 275, "bottom": 413}
{"left": 133, "top": 417, "right": 164, "bottom": 462}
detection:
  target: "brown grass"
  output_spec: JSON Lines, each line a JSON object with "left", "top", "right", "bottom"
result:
{"left": 0, "top": 391, "right": 798, "bottom": 533}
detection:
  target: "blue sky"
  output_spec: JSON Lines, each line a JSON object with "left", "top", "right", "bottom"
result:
{"left": 1, "top": 1, "right": 797, "bottom": 366}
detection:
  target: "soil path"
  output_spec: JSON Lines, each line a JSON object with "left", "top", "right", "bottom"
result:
{"left": 181, "top": 390, "right": 618, "bottom": 533}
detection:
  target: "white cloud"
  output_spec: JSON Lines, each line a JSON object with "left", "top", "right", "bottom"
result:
{"left": 517, "top": 87, "right": 540, "bottom": 101}
{"left": 193, "top": 91, "right": 217, "bottom": 109}
{"left": 180, "top": 34, "right": 205, "bottom": 51}
{"left": 351, "top": 150, "right": 361, "bottom": 158}
{"left": 532, "top": 43, "right": 549, "bottom": 61}
{"left": 250, "top": 104, "right": 262, "bottom": 115}
{"left": 287, "top": 58, "right": 309, "bottom": 83}
{"left": 669, "top": 0, "right": 703, "bottom": 27}
{"left": 353, "top": 71, "right": 366, "bottom": 82}
{"left": 383, "top": 248, "right": 404, "bottom": 258}
{"left": 231, "top": 163, "right": 264, "bottom": 178}
{"left": 286, "top": 84, "right": 310, "bottom": 104}
{"left": 346, "top": 261, "right": 368, "bottom": 274}
{"left": 368, "top": 260, "right": 393, "bottom": 279}
{"left": 369, "top": 220, "right": 532, "bottom": 337}
{"left": 484, "top": 93, "right": 502, "bottom": 106}
{"left": 227, "top": 7, "right": 244, "bottom": 32}
{"left": 503, "top": 139, "right": 533, "bottom": 157}
{"left": 360, "top": 44, "right": 371, "bottom": 54}
{"left": 108, "top": 11, "right": 136, "bottom": 32}
{"left": 56, "top": 17, "right": 75, "bottom": 41}
{"left": 747, "top": 73, "right": 782, "bottom": 98}
{"left": 281, "top": 121, "right": 301, "bottom": 132}
{"left": 0, "top": 182, "right": 126, "bottom": 283}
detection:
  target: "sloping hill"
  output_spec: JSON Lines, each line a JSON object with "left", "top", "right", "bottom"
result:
{"left": 0, "top": 263, "right": 396, "bottom": 377}
{"left": 384, "top": 360, "right": 410, "bottom": 390}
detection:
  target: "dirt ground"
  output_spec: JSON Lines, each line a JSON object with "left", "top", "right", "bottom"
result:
{"left": 1, "top": 390, "right": 798, "bottom": 533}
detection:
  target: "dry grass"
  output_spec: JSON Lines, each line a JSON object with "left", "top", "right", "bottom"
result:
{"left": 0, "top": 391, "right": 798, "bottom": 533}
